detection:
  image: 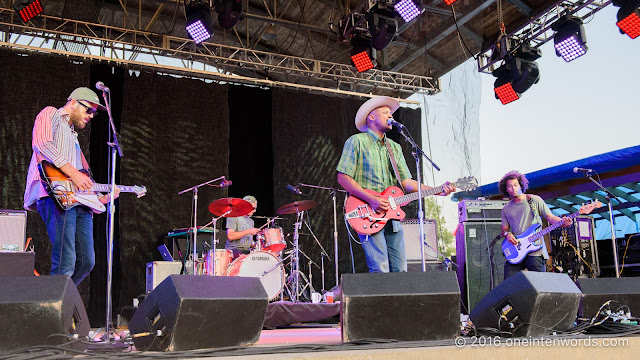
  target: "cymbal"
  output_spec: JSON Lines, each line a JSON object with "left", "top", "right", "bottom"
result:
{"left": 276, "top": 200, "right": 318, "bottom": 215}
{"left": 208, "top": 198, "right": 254, "bottom": 217}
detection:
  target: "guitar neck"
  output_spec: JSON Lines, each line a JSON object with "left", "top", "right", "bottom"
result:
{"left": 530, "top": 211, "right": 581, "bottom": 240}
{"left": 395, "top": 183, "right": 448, "bottom": 204}
{"left": 92, "top": 184, "right": 135, "bottom": 193}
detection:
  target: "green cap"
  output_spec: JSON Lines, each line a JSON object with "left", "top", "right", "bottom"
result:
{"left": 67, "top": 87, "right": 107, "bottom": 111}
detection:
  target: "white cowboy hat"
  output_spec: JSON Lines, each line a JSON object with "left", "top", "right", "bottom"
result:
{"left": 354, "top": 96, "right": 400, "bottom": 132}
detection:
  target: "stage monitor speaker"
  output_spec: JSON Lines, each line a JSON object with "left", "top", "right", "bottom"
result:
{"left": 341, "top": 271, "right": 460, "bottom": 342}
{"left": 0, "top": 275, "right": 90, "bottom": 351}
{"left": 129, "top": 275, "right": 268, "bottom": 351}
{"left": 402, "top": 219, "right": 438, "bottom": 261}
{"left": 470, "top": 272, "right": 581, "bottom": 337}
{"left": 576, "top": 277, "right": 640, "bottom": 319}
{"left": 456, "top": 221, "right": 506, "bottom": 313}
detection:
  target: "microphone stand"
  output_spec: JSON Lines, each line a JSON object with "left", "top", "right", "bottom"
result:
{"left": 100, "top": 88, "right": 122, "bottom": 342}
{"left": 583, "top": 171, "right": 622, "bottom": 278}
{"left": 297, "top": 183, "right": 346, "bottom": 288}
{"left": 178, "top": 177, "right": 227, "bottom": 276}
{"left": 394, "top": 124, "right": 440, "bottom": 272}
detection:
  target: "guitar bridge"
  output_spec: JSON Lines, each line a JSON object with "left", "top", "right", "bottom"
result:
{"left": 345, "top": 205, "right": 375, "bottom": 221}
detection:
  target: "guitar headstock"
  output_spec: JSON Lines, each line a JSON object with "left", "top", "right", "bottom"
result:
{"left": 453, "top": 176, "right": 478, "bottom": 192}
{"left": 579, "top": 200, "right": 602, "bottom": 215}
{"left": 134, "top": 185, "right": 147, "bottom": 198}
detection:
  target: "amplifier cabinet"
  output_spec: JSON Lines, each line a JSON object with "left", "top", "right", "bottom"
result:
{"left": 0, "top": 210, "right": 27, "bottom": 252}
{"left": 146, "top": 261, "right": 182, "bottom": 293}
{"left": 402, "top": 219, "right": 438, "bottom": 261}
{"left": 458, "top": 200, "right": 508, "bottom": 222}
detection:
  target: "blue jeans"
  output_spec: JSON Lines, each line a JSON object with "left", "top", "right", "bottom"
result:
{"left": 504, "top": 255, "right": 546, "bottom": 280}
{"left": 37, "top": 197, "right": 95, "bottom": 285}
{"left": 359, "top": 220, "right": 407, "bottom": 273}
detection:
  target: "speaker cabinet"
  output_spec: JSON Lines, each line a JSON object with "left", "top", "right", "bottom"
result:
{"left": 402, "top": 219, "right": 438, "bottom": 261}
{"left": 341, "top": 271, "right": 460, "bottom": 342}
{"left": 577, "top": 277, "right": 640, "bottom": 319}
{"left": 470, "top": 272, "right": 581, "bottom": 337}
{"left": 0, "top": 252, "right": 35, "bottom": 276}
{"left": 0, "top": 209, "right": 26, "bottom": 252}
{"left": 456, "top": 221, "right": 505, "bottom": 313}
{"left": 129, "top": 275, "right": 269, "bottom": 351}
{"left": 0, "top": 276, "right": 89, "bottom": 351}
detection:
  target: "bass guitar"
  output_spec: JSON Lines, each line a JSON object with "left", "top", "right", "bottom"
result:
{"left": 502, "top": 201, "right": 602, "bottom": 264}
{"left": 38, "top": 160, "right": 147, "bottom": 213}
{"left": 345, "top": 176, "right": 478, "bottom": 235}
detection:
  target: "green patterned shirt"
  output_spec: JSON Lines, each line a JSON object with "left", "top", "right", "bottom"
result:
{"left": 336, "top": 128, "right": 411, "bottom": 192}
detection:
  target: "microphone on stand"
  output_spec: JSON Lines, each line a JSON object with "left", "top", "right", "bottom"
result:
{"left": 95, "top": 81, "right": 110, "bottom": 92}
{"left": 286, "top": 184, "right": 302, "bottom": 195}
{"left": 387, "top": 118, "right": 405, "bottom": 129}
{"left": 220, "top": 177, "right": 233, "bottom": 188}
{"left": 573, "top": 167, "right": 593, "bottom": 174}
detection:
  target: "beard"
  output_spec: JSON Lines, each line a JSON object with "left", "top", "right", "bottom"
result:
{"left": 69, "top": 108, "right": 88, "bottom": 129}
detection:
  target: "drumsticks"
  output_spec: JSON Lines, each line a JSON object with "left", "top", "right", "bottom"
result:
{"left": 257, "top": 217, "right": 281, "bottom": 231}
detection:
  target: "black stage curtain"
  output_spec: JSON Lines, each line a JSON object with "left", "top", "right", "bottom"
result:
{"left": 271, "top": 88, "right": 422, "bottom": 290}
{"left": 116, "top": 72, "right": 230, "bottom": 321}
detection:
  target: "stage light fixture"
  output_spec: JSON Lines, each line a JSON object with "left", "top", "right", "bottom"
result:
{"left": 186, "top": 1, "right": 214, "bottom": 44}
{"left": 443, "top": 0, "right": 457, "bottom": 5}
{"left": 552, "top": 15, "right": 588, "bottom": 62}
{"left": 215, "top": 0, "right": 244, "bottom": 30}
{"left": 367, "top": 12, "right": 397, "bottom": 50}
{"left": 492, "top": 44, "right": 541, "bottom": 105}
{"left": 13, "top": 0, "right": 43, "bottom": 23}
{"left": 613, "top": 0, "right": 640, "bottom": 39}
{"left": 394, "top": 0, "right": 422, "bottom": 23}
{"left": 351, "top": 36, "right": 375, "bottom": 72}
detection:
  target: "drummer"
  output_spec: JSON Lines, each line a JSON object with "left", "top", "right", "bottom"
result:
{"left": 225, "top": 195, "right": 260, "bottom": 259}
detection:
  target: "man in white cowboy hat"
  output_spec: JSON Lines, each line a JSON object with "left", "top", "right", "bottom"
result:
{"left": 24, "top": 87, "right": 119, "bottom": 285}
{"left": 336, "top": 96, "right": 454, "bottom": 273}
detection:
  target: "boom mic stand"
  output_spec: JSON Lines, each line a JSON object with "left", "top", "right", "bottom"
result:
{"left": 297, "top": 183, "right": 346, "bottom": 288}
{"left": 583, "top": 171, "right": 622, "bottom": 278}
{"left": 100, "top": 87, "right": 122, "bottom": 341}
{"left": 393, "top": 123, "right": 441, "bottom": 272}
{"left": 178, "top": 177, "right": 227, "bottom": 275}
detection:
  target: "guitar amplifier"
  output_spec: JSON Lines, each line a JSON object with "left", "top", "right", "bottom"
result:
{"left": 0, "top": 210, "right": 27, "bottom": 252}
{"left": 402, "top": 219, "right": 438, "bottom": 261}
{"left": 458, "top": 200, "right": 508, "bottom": 223}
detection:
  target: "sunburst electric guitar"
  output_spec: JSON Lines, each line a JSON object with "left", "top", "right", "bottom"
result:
{"left": 38, "top": 160, "right": 147, "bottom": 213}
{"left": 345, "top": 176, "right": 478, "bottom": 235}
{"left": 501, "top": 201, "right": 602, "bottom": 264}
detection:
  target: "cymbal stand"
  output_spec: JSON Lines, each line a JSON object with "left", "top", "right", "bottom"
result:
{"left": 200, "top": 211, "right": 230, "bottom": 276}
{"left": 297, "top": 183, "right": 346, "bottom": 288}
{"left": 178, "top": 177, "right": 226, "bottom": 275}
{"left": 290, "top": 210, "right": 304, "bottom": 302}
{"left": 303, "top": 218, "right": 329, "bottom": 291}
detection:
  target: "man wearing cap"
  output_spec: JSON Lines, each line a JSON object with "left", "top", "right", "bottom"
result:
{"left": 226, "top": 195, "right": 260, "bottom": 259}
{"left": 24, "top": 87, "right": 119, "bottom": 285}
{"left": 336, "top": 96, "right": 454, "bottom": 273}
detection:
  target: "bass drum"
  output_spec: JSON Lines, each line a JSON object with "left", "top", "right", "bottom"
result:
{"left": 227, "top": 250, "right": 284, "bottom": 301}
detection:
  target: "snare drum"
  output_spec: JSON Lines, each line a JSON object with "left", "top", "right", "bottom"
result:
{"left": 227, "top": 250, "right": 284, "bottom": 300}
{"left": 258, "top": 227, "right": 286, "bottom": 252}
{"left": 203, "top": 249, "right": 232, "bottom": 276}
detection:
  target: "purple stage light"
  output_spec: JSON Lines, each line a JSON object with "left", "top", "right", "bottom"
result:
{"left": 554, "top": 34, "right": 587, "bottom": 62}
{"left": 394, "top": 0, "right": 421, "bottom": 23}
{"left": 186, "top": 20, "right": 212, "bottom": 44}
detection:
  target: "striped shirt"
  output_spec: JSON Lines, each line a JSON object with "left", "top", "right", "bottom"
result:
{"left": 336, "top": 128, "right": 411, "bottom": 192}
{"left": 24, "top": 106, "right": 84, "bottom": 211}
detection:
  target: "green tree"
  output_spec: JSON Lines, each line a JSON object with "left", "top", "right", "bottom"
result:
{"left": 422, "top": 197, "right": 456, "bottom": 258}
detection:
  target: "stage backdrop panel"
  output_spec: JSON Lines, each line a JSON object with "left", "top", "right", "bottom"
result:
{"left": 117, "top": 71, "right": 230, "bottom": 312}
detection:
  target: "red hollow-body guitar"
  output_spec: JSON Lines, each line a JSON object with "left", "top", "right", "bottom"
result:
{"left": 345, "top": 177, "right": 478, "bottom": 235}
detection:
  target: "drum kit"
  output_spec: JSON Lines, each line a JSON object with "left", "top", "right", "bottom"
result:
{"left": 198, "top": 197, "right": 319, "bottom": 302}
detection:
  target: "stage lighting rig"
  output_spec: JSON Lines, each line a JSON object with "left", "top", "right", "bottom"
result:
{"left": 443, "top": 0, "right": 458, "bottom": 5}
{"left": 552, "top": 14, "right": 588, "bottom": 62}
{"left": 214, "top": 0, "right": 244, "bottom": 30}
{"left": 186, "top": 1, "right": 214, "bottom": 44}
{"left": 394, "top": 0, "right": 423, "bottom": 23}
{"left": 613, "top": 0, "right": 640, "bottom": 39}
{"left": 367, "top": 2, "right": 398, "bottom": 50}
{"left": 492, "top": 43, "right": 541, "bottom": 105}
{"left": 351, "top": 35, "right": 375, "bottom": 72}
{"left": 12, "top": 0, "right": 43, "bottom": 23}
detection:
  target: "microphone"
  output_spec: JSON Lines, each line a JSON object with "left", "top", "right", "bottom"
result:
{"left": 286, "top": 184, "right": 302, "bottom": 195}
{"left": 96, "top": 81, "right": 110, "bottom": 92}
{"left": 387, "top": 118, "right": 405, "bottom": 129}
{"left": 220, "top": 177, "right": 232, "bottom": 188}
{"left": 573, "top": 167, "right": 593, "bottom": 174}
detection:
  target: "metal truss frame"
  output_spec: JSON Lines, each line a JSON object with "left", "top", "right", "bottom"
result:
{"left": 477, "top": 0, "right": 612, "bottom": 74}
{"left": 0, "top": 7, "right": 439, "bottom": 99}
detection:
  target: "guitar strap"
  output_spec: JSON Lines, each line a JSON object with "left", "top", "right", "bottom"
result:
{"left": 384, "top": 137, "right": 406, "bottom": 193}
{"left": 526, "top": 194, "right": 549, "bottom": 258}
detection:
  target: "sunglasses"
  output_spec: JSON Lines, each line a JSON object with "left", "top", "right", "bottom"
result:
{"left": 78, "top": 102, "right": 98, "bottom": 115}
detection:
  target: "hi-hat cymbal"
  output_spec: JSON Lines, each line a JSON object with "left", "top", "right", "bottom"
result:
{"left": 208, "top": 198, "right": 253, "bottom": 217}
{"left": 276, "top": 200, "right": 318, "bottom": 215}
